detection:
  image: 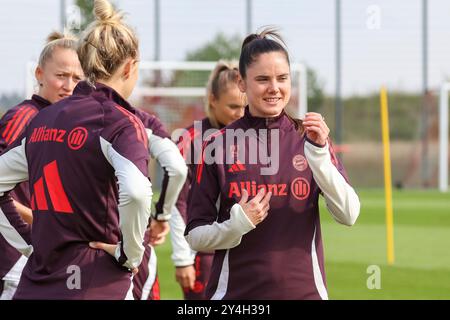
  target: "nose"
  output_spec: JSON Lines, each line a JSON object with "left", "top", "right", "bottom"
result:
{"left": 267, "top": 80, "right": 279, "bottom": 94}
{"left": 63, "top": 77, "right": 75, "bottom": 93}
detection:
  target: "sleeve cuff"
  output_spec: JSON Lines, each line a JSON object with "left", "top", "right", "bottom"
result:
{"left": 305, "top": 137, "right": 327, "bottom": 149}
{"left": 230, "top": 203, "right": 256, "bottom": 234}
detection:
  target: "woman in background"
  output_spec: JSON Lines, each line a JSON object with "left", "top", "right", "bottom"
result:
{"left": 170, "top": 60, "right": 245, "bottom": 299}
{"left": 0, "top": 31, "right": 83, "bottom": 300}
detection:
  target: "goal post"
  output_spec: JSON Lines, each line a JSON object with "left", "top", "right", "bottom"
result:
{"left": 439, "top": 83, "right": 449, "bottom": 192}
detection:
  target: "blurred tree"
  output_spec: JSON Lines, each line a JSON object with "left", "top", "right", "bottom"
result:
{"left": 307, "top": 67, "right": 325, "bottom": 111}
{"left": 0, "top": 92, "right": 22, "bottom": 113}
{"left": 73, "top": 0, "right": 94, "bottom": 32}
{"left": 72, "top": 0, "right": 117, "bottom": 32}
{"left": 172, "top": 33, "right": 242, "bottom": 88}
{"left": 186, "top": 33, "right": 242, "bottom": 62}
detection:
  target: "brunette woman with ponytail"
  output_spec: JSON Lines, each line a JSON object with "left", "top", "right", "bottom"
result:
{"left": 185, "top": 28, "right": 360, "bottom": 300}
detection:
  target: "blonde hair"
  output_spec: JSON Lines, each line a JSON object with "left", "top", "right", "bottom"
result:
{"left": 38, "top": 31, "right": 78, "bottom": 68}
{"left": 77, "top": 0, "right": 139, "bottom": 85}
{"left": 205, "top": 60, "right": 240, "bottom": 127}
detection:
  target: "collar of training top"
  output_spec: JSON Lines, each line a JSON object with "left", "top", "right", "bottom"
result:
{"left": 242, "top": 105, "right": 293, "bottom": 131}
{"left": 31, "top": 94, "right": 51, "bottom": 110}
{"left": 74, "top": 81, "right": 134, "bottom": 112}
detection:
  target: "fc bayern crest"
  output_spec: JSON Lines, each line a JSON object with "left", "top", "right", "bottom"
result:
{"left": 292, "top": 154, "right": 308, "bottom": 172}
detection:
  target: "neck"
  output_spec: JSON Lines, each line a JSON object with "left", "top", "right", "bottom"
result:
{"left": 99, "top": 77, "right": 127, "bottom": 99}
{"left": 36, "top": 93, "right": 48, "bottom": 102}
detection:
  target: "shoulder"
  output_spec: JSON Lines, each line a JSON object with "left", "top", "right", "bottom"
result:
{"left": 1, "top": 100, "right": 38, "bottom": 122}
{"left": 134, "top": 108, "right": 170, "bottom": 138}
{"left": 0, "top": 100, "right": 39, "bottom": 147}
{"left": 100, "top": 102, "right": 148, "bottom": 146}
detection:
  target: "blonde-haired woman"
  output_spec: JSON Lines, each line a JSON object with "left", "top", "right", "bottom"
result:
{"left": 0, "top": 0, "right": 182, "bottom": 299}
{"left": 0, "top": 31, "right": 83, "bottom": 300}
{"left": 170, "top": 60, "right": 245, "bottom": 299}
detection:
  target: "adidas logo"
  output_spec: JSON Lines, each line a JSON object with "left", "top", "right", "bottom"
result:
{"left": 228, "top": 160, "right": 246, "bottom": 173}
{"left": 30, "top": 160, "right": 73, "bottom": 214}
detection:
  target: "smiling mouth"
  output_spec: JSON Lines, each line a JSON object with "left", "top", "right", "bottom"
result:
{"left": 263, "top": 97, "right": 281, "bottom": 103}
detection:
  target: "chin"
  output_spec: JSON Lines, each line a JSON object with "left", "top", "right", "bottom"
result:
{"left": 263, "top": 105, "right": 284, "bottom": 117}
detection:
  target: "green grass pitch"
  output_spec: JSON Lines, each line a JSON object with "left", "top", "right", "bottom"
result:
{"left": 154, "top": 189, "right": 450, "bottom": 299}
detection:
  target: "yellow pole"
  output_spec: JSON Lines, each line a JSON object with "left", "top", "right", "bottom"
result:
{"left": 380, "top": 86, "right": 395, "bottom": 265}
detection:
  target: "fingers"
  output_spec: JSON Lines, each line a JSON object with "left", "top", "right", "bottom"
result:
{"left": 304, "top": 112, "right": 324, "bottom": 122}
{"left": 179, "top": 275, "right": 195, "bottom": 290}
{"left": 260, "top": 208, "right": 270, "bottom": 221}
{"left": 175, "top": 266, "right": 196, "bottom": 290}
{"left": 239, "top": 188, "right": 249, "bottom": 205}
{"left": 252, "top": 187, "right": 266, "bottom": 203}
{"left": 89, "top": 241, "right": 117, "bottom": 256}
{"left": 303, "top": 112, "right": 329, "bottom": 145}
{"left": 89, "top": 241, "right": 103, "bottom": 250}
{"left": 149, "top": 221, "right": 170, "bottom": 246}
{"left": 260, "top": 191, "right": 272, "bottom": 207}
{"left": 150, "top": 235, "right": 166, "bottom": 246}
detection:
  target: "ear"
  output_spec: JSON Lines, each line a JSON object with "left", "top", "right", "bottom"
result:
{"left": 35, "top": 66, "right": 43, "bottom": 86}
{"left": 122, "top": 59, "right": 133, "bottom": 80}
{"left": 237, "top": 74, "right": 246, "bottom": 93}
{"left": 209, "top": 94, "right": 217, "bottom": 109}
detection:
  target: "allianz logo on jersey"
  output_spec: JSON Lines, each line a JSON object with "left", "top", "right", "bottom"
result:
{"left": 228, "top": 178, "right": 310, "bottom": 200}
{"left": 28, "top": 126, "right": 88, "bottom": 150}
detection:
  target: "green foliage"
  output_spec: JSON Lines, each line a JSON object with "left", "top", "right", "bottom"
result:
{"left": 73, "top": 0, "right": 117, "bottom": 33}
{"left": 74, "top": 0, "right": 95, "bottom": 32}
{"left": 172, "top": 33, "right": 242, "bottom": 88}
{"left": 321, "top": 92, "right": 423, "bottom": 141}
{"left": 186, "top": 33, "right": 242, "bottom": 62}
{"left": 306, "top": 67, "right": 325, "bottom": 112}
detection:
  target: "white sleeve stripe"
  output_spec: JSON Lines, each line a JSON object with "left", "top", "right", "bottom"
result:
{"left": 146, "top": 129, "right": 187, "bottom": 221}
{"left": 185, "top": 203, "right": 255, "bottom": 252}
{"left": 0, "top": 208, "right": 33, "bottom": 257}
{"left": 169, "top": 206, "right": 196, "bottom": 266}
{"left": 304, "top": 141, "right": 360, "bottom": 226}
{"left": 211, "top": 250, "right": 230, "bottom": 300}
{"left": 0, "top": 137, "right": 29, "bottom": 196}
{"left": 140, "top": 246, "right": 158, "bottom": 300}
{"left": 311, "top": 226, "right": 328, "bottom": 300}
{"left": 100, "top": 137, "right": 152, "bottom": 269}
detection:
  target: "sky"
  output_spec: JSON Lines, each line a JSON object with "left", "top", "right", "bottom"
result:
{"left": 1, "top": 0, "right": 450, "bottom": 98}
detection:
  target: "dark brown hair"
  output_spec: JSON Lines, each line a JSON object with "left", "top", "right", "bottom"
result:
{"left": 239, "top": 27, "right": 290, "bottom": 79}
{"left": 239, "top": 27, "right": 303, "bottom": 135}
